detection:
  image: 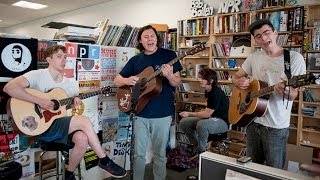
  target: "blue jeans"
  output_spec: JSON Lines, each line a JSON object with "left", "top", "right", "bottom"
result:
{"left": 246, "top": 122, "right": 289, "bottom": 169}
{"left": 133, "top": 116, "right": 172, "bottom": 180}
{"left": 178, "top": 117, "right": 228, "bottom": 152}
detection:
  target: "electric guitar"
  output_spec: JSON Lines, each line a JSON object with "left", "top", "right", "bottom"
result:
{"left": 117, "top": 42, "right": 207, "bottom": 114}
{"left": 228, "top": 73, "right": 314, "bottom": 127}
{"left": 7, "top": 87, "right": 114, "bottom": 136}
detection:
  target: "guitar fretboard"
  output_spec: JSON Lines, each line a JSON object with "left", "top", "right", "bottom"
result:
{"left": 59, "top": 88, "right": 112, "bottom": 106}
{"left": 145, "top": 43, "right": 206, "bottom": 84}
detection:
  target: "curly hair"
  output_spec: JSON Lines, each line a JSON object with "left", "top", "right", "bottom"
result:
{"left": 136, "top": 25, "right": 161, "bottom": 52}
{"left": 44, "top": 45, "right": 66, "bottom": 58}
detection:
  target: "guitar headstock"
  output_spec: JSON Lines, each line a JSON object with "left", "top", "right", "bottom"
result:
{"left": 185, "top": 42, "right": 207, "bottom": 56}
{"left": 288, "top": 73, "right": 315, "bottom": 88}
{"left": 101, "top": 86, "right": 116, "bottom": 96}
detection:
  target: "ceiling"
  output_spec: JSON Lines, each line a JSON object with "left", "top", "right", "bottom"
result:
{"left": 0, "top": 0, "right": 112, "bottom": 28}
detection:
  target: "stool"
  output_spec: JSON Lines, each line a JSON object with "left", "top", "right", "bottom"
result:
{"left": 39, "top": 141, "right": 82, "bottom": 180}
{"left": 207, "top": 132, "right": 228, "bottom": 155}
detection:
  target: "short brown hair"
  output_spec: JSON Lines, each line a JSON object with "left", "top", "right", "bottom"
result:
{"left": 199, "top": 68, "right": 218, "bottom": 87}
{"left": 44, "top": 45, "right": 66, "bottom": 58}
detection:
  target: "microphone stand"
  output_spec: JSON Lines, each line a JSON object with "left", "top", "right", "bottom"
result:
{"left": 128, "top": 82, "right": 141, "bottom": 180}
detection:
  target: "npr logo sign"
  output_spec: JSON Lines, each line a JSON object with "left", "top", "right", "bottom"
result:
{"left": 218, "top": 0, "right": 241, "bottom": 14}
{"left": 65, "top": 42, "right": 100, "bottom": 59}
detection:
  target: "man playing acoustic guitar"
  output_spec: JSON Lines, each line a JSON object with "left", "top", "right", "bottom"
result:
{"left": 114, "top": 25, "right": 182, "bottom": 180}
{"left": 232, "top": 19, "right": 306, "bottom": 169}
{"left": 4, "top": 45, "right": 126, "bottom": 179}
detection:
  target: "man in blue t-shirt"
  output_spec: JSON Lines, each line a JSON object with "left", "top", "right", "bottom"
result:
{"left": 114, "top": 25, "right": 182, "bottom": 180}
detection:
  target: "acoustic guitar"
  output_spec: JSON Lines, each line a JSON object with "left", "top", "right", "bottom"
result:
{"left": 228, "top": 73, "right": 314, "bottom": 127}
{"left": 7, "top": 87, "right": 114, "bottom": 136}
{"left": 117, "top": 43, "right": 207, "bottom": 114}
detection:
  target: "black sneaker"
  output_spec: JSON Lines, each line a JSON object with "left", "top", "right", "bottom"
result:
{"left": 65, "top": 173, "right": 76, "bottom": 180}
{"left": 98, "top": 160, "right": 127, "bottom": 178}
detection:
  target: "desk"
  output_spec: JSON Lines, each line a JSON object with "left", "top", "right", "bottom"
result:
{"left": 199, "top": 152, "right": 313, "bottom": 180}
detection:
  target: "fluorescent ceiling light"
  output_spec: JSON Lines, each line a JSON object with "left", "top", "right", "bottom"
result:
{"left": 0, "top": 20, "right": 2, "bottom": 22}
{"left": 12, "top": 1, "right": 48, "bottom": 10}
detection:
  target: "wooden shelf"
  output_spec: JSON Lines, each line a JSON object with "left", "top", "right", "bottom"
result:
{"left": 176, "top": 101, "right": 206, "bottom": 106}
{"left": 179, "top": 34, "right": 210, "bottom": 38}
{"left": 184, "top": 56, "right": 209, "bottom": 59}
{"left": 302, "top": 129, "right": 320, "bottom": 134}
{"left": 301, "top": 142, "right": 320, "bottom": 149}
{"left": 301, "top": 115, "right": 320, "bottom": 119}
{"left": 212, "top": 56, "right": 247, "bottom": 59}
{"left": 179, "top": 46, "right": 210, "bottom": 49}
{"left": 212, "top": 68, "right": 240, "bottom": 71}
{"left": 178, "top": 91, "right": 205, "bottom": 95}
{"left": 212, "top": 32, "right": 250, "bottom": 36}
{"left": 305, "top": 50, "right": 320, "bottom": 53}
{"left": 254, "top": 5, "right": 301, "bottom": 13}
{"left": 303, "top": 102, "right": 320, "bottom": 106}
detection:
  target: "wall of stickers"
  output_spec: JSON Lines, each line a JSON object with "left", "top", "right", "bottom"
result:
{"left": 0, "top": 38, "right": 137, "bottom": 179}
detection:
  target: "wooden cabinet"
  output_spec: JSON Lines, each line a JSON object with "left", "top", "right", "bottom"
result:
{"left": 298, "top": 3, "right": 320, "bottom": 164}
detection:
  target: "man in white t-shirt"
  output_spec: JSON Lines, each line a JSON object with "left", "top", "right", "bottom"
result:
{"left": 232, "top": 19, "right": 306, "bottom": 169}
{"left": 4, "top": 45, "right": 126, "bottom": 179}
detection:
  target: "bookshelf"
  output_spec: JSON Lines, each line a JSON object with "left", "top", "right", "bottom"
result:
{"left": 175, "top": 3, "right": 320, "bottom": 159}
{"left": 299, "top": 3, "right": 320, "bottom": 164}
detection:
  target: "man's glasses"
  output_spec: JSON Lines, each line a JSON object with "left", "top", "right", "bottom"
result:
{"left": 254, "top": 29, "right": 273, "bottom": 40}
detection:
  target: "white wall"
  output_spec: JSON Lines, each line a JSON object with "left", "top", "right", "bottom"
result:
{"left": 3, "top": 0, "right": 320, "bottom": 39}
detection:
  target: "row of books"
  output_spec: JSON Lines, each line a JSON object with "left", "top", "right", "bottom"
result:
{"left": 98, "top": 24, "right": 140, "bottom": 47}
{"left": 307, "top": 53, "right": 320, "bottom": 70}
{"left": 303, "top": 90, "right": 319, "bottom": 102}
{"left": 178, "top": 17, "right": 210, "bottom": 36}
{"left": 213, "top": 13, "right": 251, "bottom": 34}
{"left": 254, "top": 7, "right": 304, "bottom": 31}
{"left": 244, "top": 0, "right": 287, "bottom": 11}
{"left": 212, "top": 42, "right": 232, "bottom": 57}
{"left": 308, "top": 27, "right": 320, "bottom": 51}
{"left": 301, "top": 107, "right": 317, "bottom": 116}
{"left": 166, "top": 31, "right": 177, "bottom": 51}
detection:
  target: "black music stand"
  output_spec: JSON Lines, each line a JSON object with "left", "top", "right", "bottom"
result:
{"left": 128, "top": 82, "right": 141, "bottom": 180}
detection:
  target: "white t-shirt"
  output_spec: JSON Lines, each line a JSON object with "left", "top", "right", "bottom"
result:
{"left": 242, "top": 50, "right": 306, "bottom": 128}
{"left": 23, "top": 68, "right": 79, "bottom": 97}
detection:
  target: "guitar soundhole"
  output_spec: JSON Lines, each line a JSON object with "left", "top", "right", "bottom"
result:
{"left": 245, "top": 93, "right": 251, "bottom": 104}
{"left": 140, "top": 78, "right": 147, "bottom": 88}
{"left": 51, "top": 99, "right": 60, "bottom": 111}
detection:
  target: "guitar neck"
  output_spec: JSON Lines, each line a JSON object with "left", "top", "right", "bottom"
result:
{"left": 146, "top": 54, "right": 185, "bottom": 82}
{"left": 250, "top": 85, "right": 275, "bottom": 100}
{"left": 59, "top": 89, "right": 103, "bottom": 106}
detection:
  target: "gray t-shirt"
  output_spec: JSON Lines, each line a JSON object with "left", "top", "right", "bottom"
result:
{"left": 241, "top": 50, "right": 306, "bottom": 128}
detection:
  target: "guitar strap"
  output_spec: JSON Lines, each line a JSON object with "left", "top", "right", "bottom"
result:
{"left": 283, "top": 49, "right": 291, "bottom": 108}
{"left": 284, "top": 49, "right": 291, "bottom": 79}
